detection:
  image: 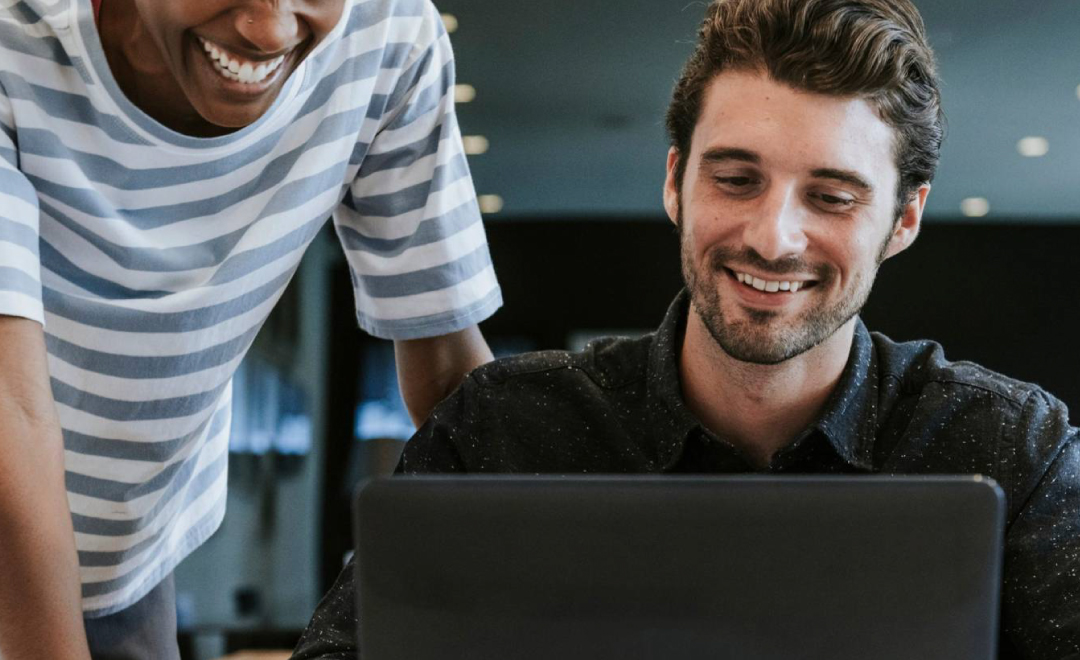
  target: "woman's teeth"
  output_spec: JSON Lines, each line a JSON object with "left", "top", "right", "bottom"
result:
{"left": 198, "top": 37, "right": 285, "bottom": 85}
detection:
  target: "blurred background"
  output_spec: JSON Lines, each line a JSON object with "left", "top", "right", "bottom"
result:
{"left": 174, "top": 0, "right": 1080, "bottom": 656}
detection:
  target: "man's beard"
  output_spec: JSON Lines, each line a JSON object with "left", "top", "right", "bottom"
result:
{"left": 679, "top": 207, "right": 893, "bottom": 365}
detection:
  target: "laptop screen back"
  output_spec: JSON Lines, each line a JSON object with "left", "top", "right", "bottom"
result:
{"left": 354, "top": 476, "right": 1004, "bottom": 660}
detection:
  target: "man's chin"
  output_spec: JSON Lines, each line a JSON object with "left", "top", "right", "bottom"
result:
{"left": 712, "top": 331, "right": 804, "bottom": 365}
{"left": 698, "top": 308, "right": 823, "bottom": 365}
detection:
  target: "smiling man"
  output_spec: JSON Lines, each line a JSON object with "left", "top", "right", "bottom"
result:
{"left": 0, "top": 0, "right": 501, "bottom": 658}
{"left": 668, "top": 68, "right": 927, "bottom": 467}
{"left": 289, "top": 0, "right": 1080, "bottom": 658}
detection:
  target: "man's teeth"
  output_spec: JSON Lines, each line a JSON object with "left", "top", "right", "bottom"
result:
{"left": 198, "top": 37, "right": 285, "bottom": 85}
{"left": 735, "top": 271, "right": 803, "bottom": 293}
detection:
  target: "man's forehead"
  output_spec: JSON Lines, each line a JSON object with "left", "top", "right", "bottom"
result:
{"left": 690, "top": 71, "right": 898, "bottom": 184}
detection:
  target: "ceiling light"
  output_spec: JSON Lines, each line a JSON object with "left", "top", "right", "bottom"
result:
{"left": 1017, "top": 136, "right": 1049, "bottom": 157}
{"left": 462, "top": 135, "right": 489, "bottom": 155}
{"left": 454, "top": 84, "right": 476, "bottom": 104}
{"left": 441, "top": 13, "right": 458, "bottom": 33}
{"left": 1076, "top": 84, "right": 1080, "bottom": 102}
{"left": 478, "top": 195, "right": 504, "bottom": 214}
{"left": 960, "top": 197, "right": 990, "bottom": 218}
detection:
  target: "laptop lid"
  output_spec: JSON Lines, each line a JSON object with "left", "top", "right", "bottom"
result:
{"left": 354, "top": 475, "right": 1005, "bottom": 660}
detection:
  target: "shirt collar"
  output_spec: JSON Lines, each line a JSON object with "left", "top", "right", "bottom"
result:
{"left": 646, "top": 291, "right": 702, "bottom": 469}
{"left": 647, "top": 289, "right": 878, "bottom": 472}
{"left": 807, "top": 316, "right": 878, "bottom": 471}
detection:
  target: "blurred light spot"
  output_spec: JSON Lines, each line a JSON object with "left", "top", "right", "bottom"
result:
{"left": 454, "top": 84, "right": 476, "bottom": 104}
{"left": 1017, "top": 136, "right": 1049, "bottom": 157}
{"left": 961, "top": 197, "right": 990, "bottom": 218}
{"left": 478, "top": 195, "right": 504, "bottom": 214}
{"left": 463, "top": 135, "right": 489, "bottom": 155}
{"left": 441, "top": 13, "right": 458, "bottom": 33}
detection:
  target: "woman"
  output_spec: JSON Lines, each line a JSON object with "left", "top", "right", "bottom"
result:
{"left": 0, "top": 0, "right": 500, "bottom": 657}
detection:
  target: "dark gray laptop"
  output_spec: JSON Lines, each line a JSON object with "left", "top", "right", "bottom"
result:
{"left": 354, "top": 476, "right": 1005, "bottom": 660}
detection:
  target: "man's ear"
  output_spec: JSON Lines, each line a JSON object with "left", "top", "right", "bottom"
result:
{"left": 663, "top": 147, "right": 681, "bottom": 227}
{"left": 882, "top": 183, "right": 930, "bottom": 260}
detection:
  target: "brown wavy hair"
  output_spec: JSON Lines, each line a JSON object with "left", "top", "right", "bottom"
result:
{"left": 666, "top": 0, "right": 944, "bottom": 213}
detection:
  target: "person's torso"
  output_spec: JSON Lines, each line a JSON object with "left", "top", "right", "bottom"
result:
{"left": 1, "top": 0, "right": 433, "bottom": 614}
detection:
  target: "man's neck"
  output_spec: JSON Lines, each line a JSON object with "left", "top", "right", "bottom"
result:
{"left": 678, "top": 310, "right": 856, "bottom": 469}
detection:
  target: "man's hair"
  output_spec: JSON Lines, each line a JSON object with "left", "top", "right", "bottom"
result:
{"left": 666, "top": 0, "right": 944, "bottom": 212}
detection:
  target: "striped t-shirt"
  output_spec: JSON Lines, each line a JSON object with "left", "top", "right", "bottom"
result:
{"left": 0, "top": 0, "right": 501, "bottom": 615}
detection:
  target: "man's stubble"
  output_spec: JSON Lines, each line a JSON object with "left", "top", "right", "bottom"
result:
{"left": 678, "top": 204, "right": 894, "bottom": 365}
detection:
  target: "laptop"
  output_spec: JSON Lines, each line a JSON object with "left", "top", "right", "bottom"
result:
{"left": 353, "top": 475, "right": 1005, "bottom": 660}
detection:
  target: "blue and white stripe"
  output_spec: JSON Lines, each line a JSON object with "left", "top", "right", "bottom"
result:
{"left": 0, "top": 0, "right": 500, "bottom": 615}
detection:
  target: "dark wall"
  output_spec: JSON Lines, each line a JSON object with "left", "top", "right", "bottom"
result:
{"left": 862, "top": 223, "right": 1080, "bottom": 416}
{"left": 480, "top": 219, "right": 684, "bottom": 339}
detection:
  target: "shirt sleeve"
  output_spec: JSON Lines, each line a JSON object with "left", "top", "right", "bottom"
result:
{"left": 396, "top": 378, "right": 468, "bottom": 473}
{"left": 332, "top": 0, "right": 501, "bottom": 341}
{"left": 1000, "top": 390, "right": 1080, "bottom": 658}
{"left": 0, "top": 81, "right": 45, "bottom": 325}
{"left": 291, "top": 554, "right": 361, "bottom": 660}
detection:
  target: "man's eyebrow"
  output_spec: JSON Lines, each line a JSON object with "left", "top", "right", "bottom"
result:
{"left": 700, "top": 147, "right": 761, "bottom": 165}
{"left": 810, "top": 168, "right": 874, "bottom": 194}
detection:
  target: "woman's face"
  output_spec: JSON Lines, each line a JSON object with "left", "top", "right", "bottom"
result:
{"left": 128, "top": 0, "right": 346, "bottom": 130}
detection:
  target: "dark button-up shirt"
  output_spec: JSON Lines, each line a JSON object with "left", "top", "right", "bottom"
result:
{"left": 293, "top": 291, "right": 1080, "bottom": 660}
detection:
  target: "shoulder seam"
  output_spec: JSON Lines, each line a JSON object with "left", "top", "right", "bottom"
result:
{"left": 885, "top": 372, "right": 1031, "bottom": 408}
{"left": 475, "top": 363, "right": 646, "bottom": 392}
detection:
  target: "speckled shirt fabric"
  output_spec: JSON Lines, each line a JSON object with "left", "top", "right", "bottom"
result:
{"left": 292, "top": 290, "right": 1080, "bottom": 660}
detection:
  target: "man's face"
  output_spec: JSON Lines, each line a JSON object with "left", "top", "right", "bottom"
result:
{"left": 132, "top": 0, "right": 345, "bottom": 129}
{"left": 663, "top": 71, "right": 927, "bottom": 365}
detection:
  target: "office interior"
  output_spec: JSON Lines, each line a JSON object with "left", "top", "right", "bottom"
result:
{"left": 170, "top": 0, "right": 1080, "bottom": 657}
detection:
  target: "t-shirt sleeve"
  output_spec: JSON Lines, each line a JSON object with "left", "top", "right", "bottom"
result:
{"left": 0, "top": 82, "right": 44, "bottom": 325}
{"left": 332, "top": 0, "right": 501, "bottom": 341}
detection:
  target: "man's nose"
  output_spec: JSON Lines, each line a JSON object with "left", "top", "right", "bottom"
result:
{"left": 235, "top": 3, "right": 300, "bottom": 54}
{"left": 741, "top": 184, "right": 808, "bottom": 262}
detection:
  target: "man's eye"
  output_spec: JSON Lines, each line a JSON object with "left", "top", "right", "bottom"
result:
{"left": 716, "top": 176, "right": 757, "bottom": 187}
{"left": 814, "top": 193, "right": 856, "bottom": 207}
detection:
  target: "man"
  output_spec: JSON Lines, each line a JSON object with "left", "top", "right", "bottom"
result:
{"left": 0, "top": 0, "right": 501, "bottom": 657}
{"left": 291, "top": 0, "right": 1080, "bottom": 658}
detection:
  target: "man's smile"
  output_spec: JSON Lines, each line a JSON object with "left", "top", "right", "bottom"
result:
{"left": 720, "top": 266, "right": 821, "bottom": 310}
{"left": 729, "top": 268, "right": 817, "bottom": 293}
